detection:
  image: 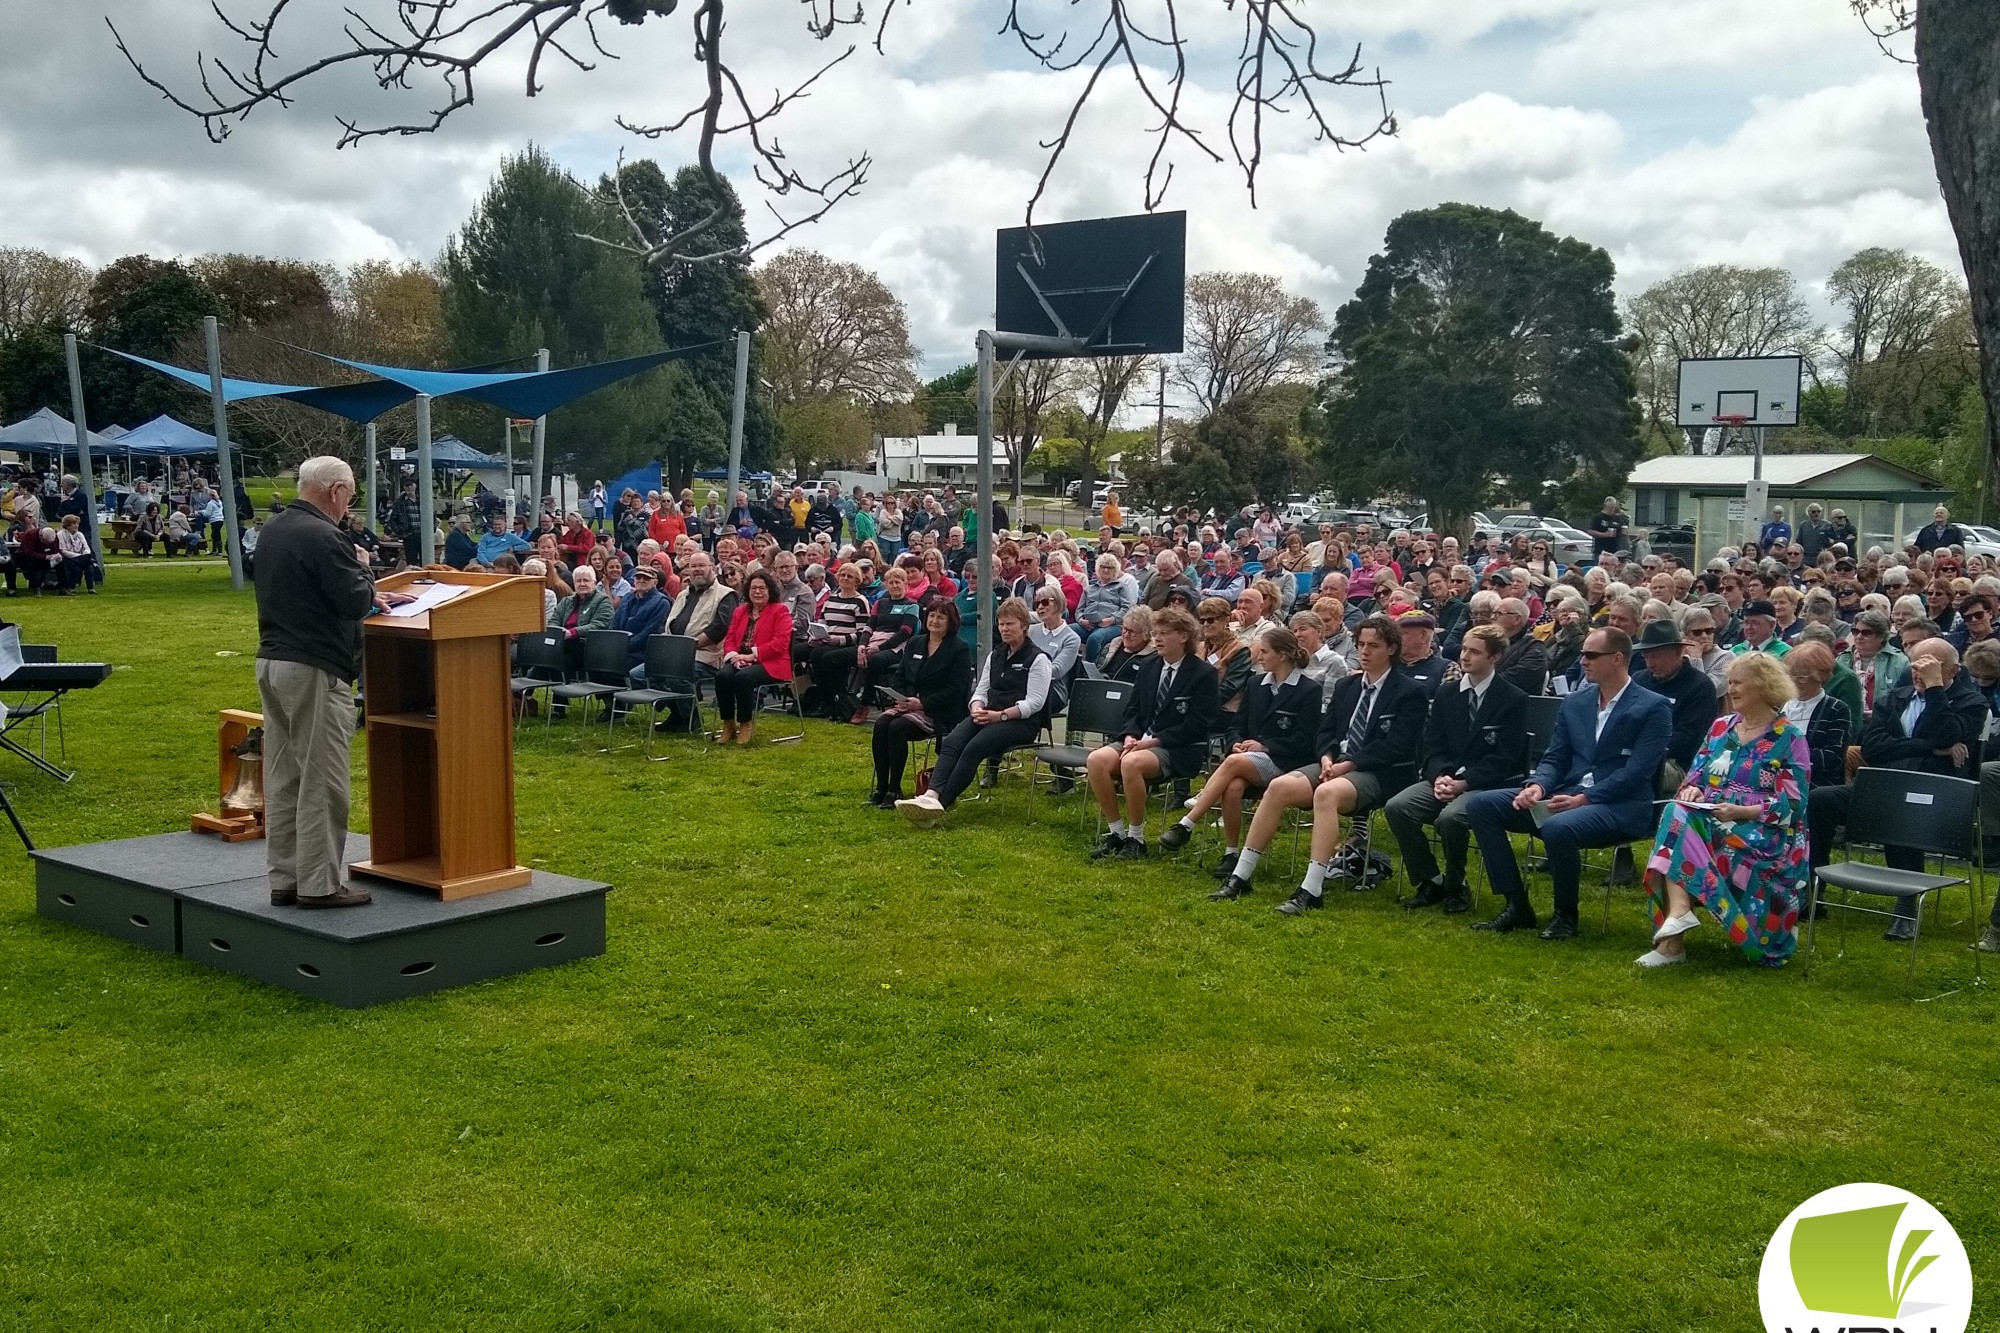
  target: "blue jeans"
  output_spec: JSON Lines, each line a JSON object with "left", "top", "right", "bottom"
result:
{"left": 1463, "top": 788, "right": 1653, "bottom": 919}
{"left": 1083, "top": 624, "right": 1122, "bottom": 662}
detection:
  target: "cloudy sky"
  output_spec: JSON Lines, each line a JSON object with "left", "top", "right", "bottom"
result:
{"left": 0, "top": 0, "right": 1950, "bottom": 383}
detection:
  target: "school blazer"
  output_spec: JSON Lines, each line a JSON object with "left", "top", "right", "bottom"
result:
{"left": 1530, "top": 683, "right": 1672, "bottom": 813}
{"left": 1420, "top": 676, "right": 1529, "bottom": 791}
{"left": 1122, "top": 654, "right": 1222, "bottom": 762}
{"left": 1241, "top": 672, "right": 1323, "bottom": 773}
{"left": 1314, "top": 669, "right": 1427, "bottom": 787}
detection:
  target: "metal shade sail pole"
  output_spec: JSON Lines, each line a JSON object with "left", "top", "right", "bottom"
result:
{"left": 529, "top": 346, "right": 549, "bottom": 527}
{"left": 724, "top": 329, "right": 751, "bottom": 528}
{"left": 60, "top": 334, "right": 104, "bottom": 574}
{"left": 975, "top": 330, "right": 996, "bottom": 672}
{"left": 202, "top": 317, "right": 246, "bottom": 590}
{"left": 365, "top": 422, "right": 378, "bottom": 532}
{"left": 415, "top": 393, "right": 435, "bottom": 565}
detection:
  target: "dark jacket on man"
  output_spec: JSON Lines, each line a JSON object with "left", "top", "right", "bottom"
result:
{"left": 1796, "top": 692, "right": 1853, "bottom": 789}
{"left": 1314, "top": 668, "right": 1427, "bottom": 789}
{"left": 610, "top": 586, "right": 672, "bottom": 668}
{"left": 253, "top": 499, "right": 376, "bottom": 683}
{"left": 1529, "top": 683, "right": 1673, "bottom": 820}
{"left": 1496, "top": 627, "right": 1549, "bottom": 696}
{"left": 1916, "top": 521, "right": 1966, "bottom": 553}
{"left": 1632, "top": 660, "right": 1720, "bottom": 770}
{"left": 1860, "top": 671, "right": 1987, "bottom": 776}
{"left": 1121, "top": 652, "right": 1221, "bottom": 774}
{"left": 1396, "top": 651, "right": 1450, "bottom": 702}
{"left": 1240, "top": 670, "right": 1323, "bottom": 774}
{"left": 1420, "top": 675, "right": 1529, "bottom": 791}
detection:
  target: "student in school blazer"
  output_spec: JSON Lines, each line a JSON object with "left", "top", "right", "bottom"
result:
{"left": 1121, "top": 650, "right": 1222, "bottom": 780}
{"left": 1311, "top": 664, "right": 1428, "bottom": 796}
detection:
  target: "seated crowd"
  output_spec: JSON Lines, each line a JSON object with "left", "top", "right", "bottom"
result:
{"left": 472, "top": 481, "right": 2000, "bottom": 969}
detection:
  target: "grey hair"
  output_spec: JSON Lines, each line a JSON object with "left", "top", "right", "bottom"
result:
{"left": 296, "top": 456, "right": 354, "bottom": 494}
{"left": 1893, "top": 594, "right": 1926, "bottom": 621}
{"left": 1853, "top": 609, "right": 1892, "bottom": 638}
{"left": 1469, "top": 589, "right": 1502, "bottom": 613}
{"left": 1498, "top": 596, "right": 1530, "bottom": 618}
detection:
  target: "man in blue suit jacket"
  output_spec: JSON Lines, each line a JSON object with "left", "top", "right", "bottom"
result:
{"left": 1462, "top": 627, "right": 1673, "bottom": 939}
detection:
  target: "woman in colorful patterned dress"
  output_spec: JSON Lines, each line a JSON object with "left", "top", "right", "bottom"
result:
{"left": 1638, "top": 651, "right": 1811, "bottom": 969}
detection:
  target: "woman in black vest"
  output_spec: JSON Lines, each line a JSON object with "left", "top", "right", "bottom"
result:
{"left": 1159, "top": 625, "right": 1321, "bottom": 873}
{"left": 868, "top": 599, "right": 974, "bottom": 807}
{"left": 898, "top": 598, "right": 1049, "bottom": 825}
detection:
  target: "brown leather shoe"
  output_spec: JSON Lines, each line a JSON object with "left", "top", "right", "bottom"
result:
{"left": 295, "top": 886, "right": 373, "bottom": 908}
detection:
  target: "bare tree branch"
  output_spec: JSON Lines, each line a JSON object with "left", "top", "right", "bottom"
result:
{"left": 114, "top": 0, "right": 1396, "bottom": 262}
{"left": 1851, "top": 0, "right": 1917, "bottom": 61}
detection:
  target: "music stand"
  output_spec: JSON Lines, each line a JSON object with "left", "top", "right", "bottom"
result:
{"left": 971, "top": 211, "right": 1187, "bottom": 667}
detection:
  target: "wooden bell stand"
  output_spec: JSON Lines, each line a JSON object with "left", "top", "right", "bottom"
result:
{"left": 348, "top": 569, "right": 544, "bottom": 901}
{"left": 191, "top": 709, "right": 267, "bottom": 842}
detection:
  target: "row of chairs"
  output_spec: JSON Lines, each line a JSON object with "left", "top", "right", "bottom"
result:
{"left": 999, "top": 677, "right": 1986, "bottom": 986}
{"left": 509, "top": 628, "right": 806, "bottom": 757}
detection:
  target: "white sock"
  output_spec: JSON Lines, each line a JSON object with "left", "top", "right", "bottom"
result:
{"left": 1234, "top": 848, "right": 1262, "bottom": 880}
{"left": 1176, "top": 814, "right": 1195, "bottom": 830}
{"left": 1302, "top": 861, "right": 1328, "bottom": 897}
{"left": 1130, "top": 822, "right": 1145, "bottom": 842}
{"left": 1223, "top": 844, "right": 1238, "bottom": 856}
{"left": 1107, "top": 820, "right": 1126, "bottom": 837}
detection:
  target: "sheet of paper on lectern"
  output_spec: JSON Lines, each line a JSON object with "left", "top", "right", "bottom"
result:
{"left": 385, "top": 583, "right": 474, "bottom": 618}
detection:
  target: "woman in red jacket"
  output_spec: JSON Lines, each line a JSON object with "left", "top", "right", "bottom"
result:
{"left": 558, "top": 513, "right": 596, "bottom": 567}
{"left": 716, "top": 568, "right": 795, "bottom": 744}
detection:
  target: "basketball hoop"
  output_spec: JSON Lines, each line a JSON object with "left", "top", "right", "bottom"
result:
{"left": 1712, "top": 414, "right": 1751, "bottom": 431}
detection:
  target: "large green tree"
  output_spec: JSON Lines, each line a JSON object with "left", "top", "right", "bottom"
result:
{"left": 442, "top": 145, "right": 667, "bottom": 485}
{"left": 602, "top": 159, "right": 771, "bottom": 486}
{"left": 1319, "top": 204, "right": 1641, "bottom": 536}
{"left": 84, "top": 256, "right": 216, "bottom": 427}
{"left": 1120, "top": 386, "right": 1312, "bottom": 514}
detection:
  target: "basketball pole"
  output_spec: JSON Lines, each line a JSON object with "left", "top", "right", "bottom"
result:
{"left": 976, "top": 330, "right": 995, "bottom": 674}
{"left": 976, "top": 330, "right": 1085, "bottom": 672}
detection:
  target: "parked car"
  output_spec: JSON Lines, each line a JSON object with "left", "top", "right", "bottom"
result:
{"left": 1065, "top": 480, "right": 1116, "bottom": 507}
{"left": 1515, "top": 522, "right": 1594, "bottom": 566}
{"left": 1904, "top": 523, "right": 2000, "bottom": 559}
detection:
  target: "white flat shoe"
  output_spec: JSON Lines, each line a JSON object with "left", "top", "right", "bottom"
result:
{"left": 1635, "top": 948, "right": 1687, "bottom": 968}
{"left": 897, "top": 795, "right": 944, "bottom": 828}
{"left": 1653, "top": 911, "right": 1700, "bottom": 943}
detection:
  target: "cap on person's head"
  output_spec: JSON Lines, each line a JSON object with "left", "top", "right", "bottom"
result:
{"left": 632, "top": 565, "right": 659, "bottom": 582}
{"left": 1636, "top": 620, "right": 1684, "bottom": 651}
{"left": 1743, "top": 598, "right": 1777, "bottom": 619}
{"left": 1396, "top": 610, "right": 1437, "bottom": 630}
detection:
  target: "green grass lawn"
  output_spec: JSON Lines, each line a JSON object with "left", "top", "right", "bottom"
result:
{"left": 2, "top": 565, "right": 1997, "bottom": 1331}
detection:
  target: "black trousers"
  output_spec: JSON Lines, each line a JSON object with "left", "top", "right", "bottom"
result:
{"left": 1808, "top": 783, "right": 1922, "bottom": 922}
{"left": 808, "top": 643, "right": 860, "bottom": 709}
{"left": 930, "top": 716, "right": 1040, "bottom": 808}
{"left": 871, "top": 713, "right": 932, "bottom": 795}
{"left": 715, "top": 662, "right": 778, "bottom": 723}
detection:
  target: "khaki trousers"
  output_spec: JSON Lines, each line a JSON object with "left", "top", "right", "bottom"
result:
{"left": 256, "top": 658, "right": 354, "bottom": 900}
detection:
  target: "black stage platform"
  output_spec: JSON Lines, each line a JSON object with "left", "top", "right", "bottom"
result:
{"left": 34, "top": 832, "right": 609, "bottom": 1007}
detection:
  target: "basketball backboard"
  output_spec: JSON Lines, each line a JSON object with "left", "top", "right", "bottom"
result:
{"left": 994, "top": 211, "right": 1185, "bottom": 360}
{"left": 1676, "top": 355, "right": 1803, "bottom": 428}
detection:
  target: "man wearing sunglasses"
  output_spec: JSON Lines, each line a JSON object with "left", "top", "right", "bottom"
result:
{"left": 1462, "top": 627, "right": 1672, "bottom": 939}
{"left": 1950, "top": 595, "right": 2000, "bottom": 654}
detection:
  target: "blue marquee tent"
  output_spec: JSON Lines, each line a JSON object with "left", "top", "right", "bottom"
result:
{"left": 117, "top": 414, "right": 229, "bottom": 456}
{"left": 429, "top": 435, "right": 505, "bottom": 469}
{"left": 0, "top": 406, "right": 123, "bottom": 458}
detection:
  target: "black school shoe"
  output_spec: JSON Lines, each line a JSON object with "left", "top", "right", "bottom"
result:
{"left": 1157, "top": 822, "right": 1193, "bottom": 852}
{"left": 1275, "top": 888, "right": 1323, "bottom": 915}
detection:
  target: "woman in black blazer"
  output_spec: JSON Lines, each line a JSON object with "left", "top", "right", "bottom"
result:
{"left": 1783, "top": 642, "right": 1853, "bottom": 788}
{"left": 1159, "top": 626, "right": 1321, "bottom": 866}
{"left": 868, "top": 598, "right": 974, "bottom": 806}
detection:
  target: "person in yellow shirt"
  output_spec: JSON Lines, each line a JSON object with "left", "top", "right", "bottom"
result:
{"left": 1101, "top": 489, "right": 1124, "bottom": 533}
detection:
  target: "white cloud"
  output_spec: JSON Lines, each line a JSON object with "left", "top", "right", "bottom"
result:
{"left": 0, "top": 0, "right": 1957, "bottom": 382}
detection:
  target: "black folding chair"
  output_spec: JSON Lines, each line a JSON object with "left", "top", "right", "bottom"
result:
{"left": 548, "top": 629, "right": 631, "bottom": 728}
{"left": 753, "top": 677, "right": 808, "bottom": 743}
{"left": 1030, "top": 676, "right": 1134, "bottom": 815}
{"left": 608, "top": 634, "right": 704, "bottom": 759}
{"left": 510, "top": 632, "right": 569, "bottom": 721}
{"left": 1806, "top": 767, "right": 1983, "bottom": 985}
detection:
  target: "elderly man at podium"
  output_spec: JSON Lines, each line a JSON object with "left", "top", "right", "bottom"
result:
{"left": 254, "top": 457, "right": 410, "bottom": 908}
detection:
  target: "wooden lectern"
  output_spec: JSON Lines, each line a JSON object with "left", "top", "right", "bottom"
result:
{"left": 349, "top": 569, "right": 544, "bottom": 900}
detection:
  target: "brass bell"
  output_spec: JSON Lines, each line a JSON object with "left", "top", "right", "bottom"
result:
{"left": 224, "top": 727, "right": 265, "bottom": 813}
